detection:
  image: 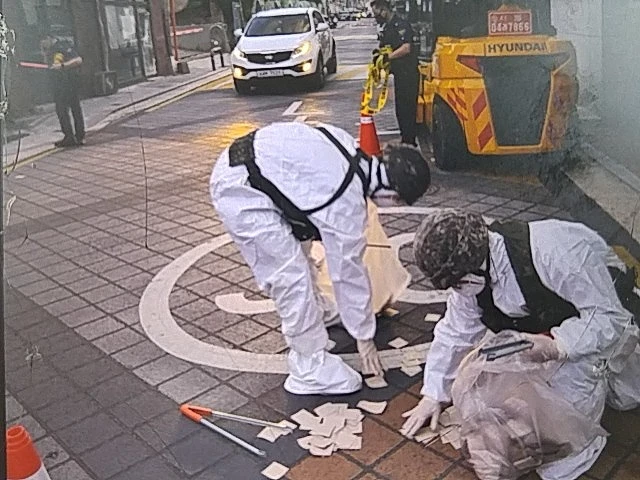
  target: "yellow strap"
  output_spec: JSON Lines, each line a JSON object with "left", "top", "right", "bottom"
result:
{"left": 360, "top": 46, "right": 393, "bottom": 116}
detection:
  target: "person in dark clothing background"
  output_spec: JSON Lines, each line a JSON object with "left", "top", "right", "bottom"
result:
{"left": 41, "top": 34, "right": 85, "bottom": 148}
{"left": 370, "top": 0, "right": 420, "bottom": 146}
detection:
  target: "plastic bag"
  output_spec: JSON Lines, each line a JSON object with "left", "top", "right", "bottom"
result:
{"left": 451, "top": 331, "right": 608, "bottom": 480}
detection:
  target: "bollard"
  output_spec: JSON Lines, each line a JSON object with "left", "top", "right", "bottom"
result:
{"left": 210, "top": 48, "right": 217, "bottom": 71}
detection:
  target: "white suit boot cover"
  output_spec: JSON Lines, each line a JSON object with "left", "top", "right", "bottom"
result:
{"left": 284, "top": 349, "right": 362, "bottom": 395}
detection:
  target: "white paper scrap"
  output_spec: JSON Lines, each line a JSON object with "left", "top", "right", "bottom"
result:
{"left": 291, "top": 409, "right": 322, "bottom": 431}
{"left": 401, "top": 365, "right": 423, "bottom": 377}
{"left": 314, "top": 403, "right": 347, "bottom": 418}
{"left": 261, "top": 462, "right": 289, "bottom": 480}
{"left": 279, "top": 420, "right": 297, "bottom": 431}
{"left": 356, "top": 400, "right": 388, "bottom": 415}
{"left": 257, "top": 427, "right": 280, "bottom": 443}
{"left": 365, "top": 375, "right": 388, "bottom": 389}
{"left": 325, "top": 339, "right": 337, "bottom": 351}
{"left": 308, "top": 435, "right": 334, "bottom": 449}
{"left": 439, "top": 407, "right": 460, "bottom": 427}
{"left": 401, "top": 357, "right": 423, "bottom": 368}
{"left": 340, "top": 422, "right": 363, "bottom": 435}
{"left": 388, "top": 337, "right": 409, "bottom": 349}
{"left": 310, "top": 444, "right": 334, "bottom": 457}
{"left": 334, "top": 430, "right": 362, "bottom": 450}
{"left": 414, "top": 427, "right": 439, "bottom": 444}
{"left": 424, "top": 313, "right": 442, "bottom": 322}
{"left": 344, "top": 409, "right": 364, "bottom": 422}
{"left": 310, "top": 421, "right": 337, "bottom": 438}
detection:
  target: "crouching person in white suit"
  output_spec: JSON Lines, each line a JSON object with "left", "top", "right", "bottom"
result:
{"left": 401, "top": 209, "right": 640, "bottom": 480}
{"left": 210, "top": 122, "right": 430, "bottom": 395}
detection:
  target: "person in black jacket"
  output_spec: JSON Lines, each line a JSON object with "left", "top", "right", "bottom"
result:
{"left": 370, "top": 0, "right": 420, "bottom": 146}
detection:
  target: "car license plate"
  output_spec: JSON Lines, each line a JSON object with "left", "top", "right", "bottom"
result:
{"left": 488, "top": 10, "right": 532, "bottom": 36}
{"left": 256, "top": 69, "right": 284, "bottom": 78}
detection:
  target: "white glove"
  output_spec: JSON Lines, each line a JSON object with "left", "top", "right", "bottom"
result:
{"left": 357, "top": 339, "right": 384, "bottom": 377}
{"left": 400, "top": 395, "right": 442, "bottom": 438}
{"left": 519, "top": 333, "right": 567, "bottom": 363}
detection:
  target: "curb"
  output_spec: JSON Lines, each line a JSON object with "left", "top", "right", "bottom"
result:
{"left": 539, "top": 141, "right": 640, "bottom": 260}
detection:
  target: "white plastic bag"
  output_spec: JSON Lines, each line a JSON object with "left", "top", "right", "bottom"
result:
{"left": 451, "top": 331, "right": 608, "bottom": 480}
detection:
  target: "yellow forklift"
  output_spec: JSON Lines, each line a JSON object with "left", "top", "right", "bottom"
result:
{"left": 407, "top": 0, "right": 578, "bottom": 170}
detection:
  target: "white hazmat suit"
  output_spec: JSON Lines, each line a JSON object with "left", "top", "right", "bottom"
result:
{"left": 420, "top": 220, "right": 640, "bottom": 480}
{"left": 210, "top": 122, "right": 389, "bottom": 395}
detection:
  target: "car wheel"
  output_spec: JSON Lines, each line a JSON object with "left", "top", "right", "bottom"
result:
{"left": 309, "top": 54, "right": 325, "bottom": 91}
{"left": 327, "top": 42, "right": 337, "bottom": 74}
{"left": 432, "top": 97, "right": 468, "bottom": 171}
{"left": 234, "top": 78, "right": 251, "bottom": 95}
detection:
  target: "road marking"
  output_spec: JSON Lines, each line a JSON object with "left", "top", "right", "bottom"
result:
{"left": 294, "top": 115, "right": 307, "bottom": 122}
{"left": 139, "top": 206, "right": 454, "bottom": 374}
{"left": 334, "top": 64, "right": 368, "bottom": 81}
{"left": 333, "top": 34, "right": 378, "bottom": 41}
{"left": 377, "top": 129, "right": 401, "bottom": 136}
{"left": 283, "top": 100, "right": 303, "bottom": 116}
{"left": 146, "top": 74, "right": 232, "bottom": 112}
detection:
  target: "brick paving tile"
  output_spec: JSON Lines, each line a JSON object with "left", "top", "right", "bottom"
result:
{"left": 193, "top": 453, "right": 265, "bottom": 480}
{"left": 113, "top": 305, "right": 141, "bottom": 325}
{"left": 96, "top": 292, "right": 140, "bottom": 314}
{"left": 173, "top": 298, "right": 218, "bottom": 321}
{"left": 192, "top": 384, "right": 249, "bottom": 413}
{"left": 57, "top": 412, "right": 124, "bottom": 454}
{"left": 111, "top": 456, "right": 183, "bottom": 480}
{"left": 37, "top": 393, "right": 101, "bottom": 431}
{"left": 374, "top": 442, "right": 452, "bottom": 479}
{"left": 428, "top": 439, "right": 463, "bottom": 461}
{"left": 376, "top": 393, "right": 420, "bottom": 431}
{"left": 217, "top": 319, "right": 270, "bottom": 346}
{"left": 442, "top": 466, "right": 479, "bottom": 479}
{"left": 162, "top": 429, "right": 234, "bottom": 476}
{"left": 81, "top": 433, "right": 154, "bottom": 478}
{"left": 93, "top": 327, "right": 144, "bottom": 354}
{"left": 242, "top": 330, "right": 287, "bottom": 353}
{"left": 88, "top": 372, "right": 148, "bottom": 407}
{"left": 346, "top": 419, "right": 404, "bottom": 466}
{"left": 15, "top": 376, "right": 80, "bottom": 411}
{"left": 288, "top": 454, "right": 362, "bottom": 480}
{"left": 45, "top": 296, "right": 90, "bottom": 316}
{"left": 612, "top": 453, "right": 640, "bottom": 480}
{"left": 36, "top": 436, "right": 70, "bottom": 470}
{"left": 601, "top": 408, "right": 640, "bottom": 446}
{"left": 134, "top": 411, "right": 200, "bottom": 452}
{"left": 69, "top": 357, "right": 124, "bottom": 388}
{"left": 157, "top": 369, "right": 218, "bottom": 403}
{"left": 112, "top": 340, "right": 165, "bottom": 369}
{"left": 49, "top": 343, "right": 104, "bottom": 371}
{"left": 49, "top": 461, "right": 94, "bottom": 480}
{"left": 133, "top": 355, "right": 191, "bottom": 386}
{"left": 59, "top": 305, "right": 105, "bottom": 328}
{"left": 229, "top": 372, "right": 286, "bottom": 399}
{"left": 6, "top": 395, "right": 26, "bottom": 422}
{"left": 75, "top": 317, "right": 123, "bottom": 341}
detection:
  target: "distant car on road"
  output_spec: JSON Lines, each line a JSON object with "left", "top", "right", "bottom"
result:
{"left": 231, "top": 7, "right": 337, "bottom": 94}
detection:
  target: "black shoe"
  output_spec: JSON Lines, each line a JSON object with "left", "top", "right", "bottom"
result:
{"left": 76, "top": 135, "right": 85, "bottom": 146}
{"left": 54, "top": 137, "right": 77, "bottom": 148}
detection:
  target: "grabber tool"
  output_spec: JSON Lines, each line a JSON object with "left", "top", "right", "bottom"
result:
{"left": 479, "top": 339, "right": 534, "bottom": 361}
{"left": 180, "top": 404, "right": 267, "bottom": 457}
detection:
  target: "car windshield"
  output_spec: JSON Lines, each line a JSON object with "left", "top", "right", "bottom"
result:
{"left": 245, "top": 14, "right": 311, "bottom": 36}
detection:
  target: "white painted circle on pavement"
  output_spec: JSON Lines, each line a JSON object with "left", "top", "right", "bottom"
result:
{"left": 139, "top": 206, "right": 449, "bottom": 373}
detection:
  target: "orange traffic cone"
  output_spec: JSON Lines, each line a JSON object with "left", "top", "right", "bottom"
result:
{"left": 7, "top": 426, "right": 51, "bottom": 480}
{"left": 359, "top": 114, "right": 382, "bottom": 157}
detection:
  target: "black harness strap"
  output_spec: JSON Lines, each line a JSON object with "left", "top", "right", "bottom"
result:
{"left": 228, "top": 127, "right": 367, "bottom": 241}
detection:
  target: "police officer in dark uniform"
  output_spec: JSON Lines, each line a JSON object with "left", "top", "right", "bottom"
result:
{"left": 370, "top": 0, "right": 419, "bottom": 146}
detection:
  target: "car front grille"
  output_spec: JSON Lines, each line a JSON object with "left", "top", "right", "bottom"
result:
{"left": 246, "top": 51, "right": 293, "bottom": 64}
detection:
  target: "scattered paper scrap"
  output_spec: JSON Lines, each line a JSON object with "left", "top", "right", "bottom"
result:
{"left": 325, "top": 339, "right": 337, "bottom": 351}
{"left": 357, "top": 400, "right": 387, "bottom": 415}
{"left": 261, "top": 462, "right": 289, "bottom": 480}
{"left": 365, "top": 375, "right": 388, "bottom": 389}
{"left": 438, "top": 406, "right": 459, "bottom": 427}
{"left": 291, "top": 409, "right": 322, "bottom": 431}
{"left": 414, "top": 427, "right": 439, "bottom": 444}
{"left": 293, "top": 402, "right": 365, "bottom": 456}
{"left": 424, "top": 313, "right": 442, "bottom": 322}
{"left": 382, "top": 307, "right": 399, "bottom": 317}
{"left": 388, "top": 337, "right": 409, "bottom": 349}
{"left": 401, "top": 365, "right": 423, "bottom": 377}
{"left": 408, "top": 406, "right": 463, "bottom": 451}
{"left": 257, "top": 420, "right": 297, "bottom": 443}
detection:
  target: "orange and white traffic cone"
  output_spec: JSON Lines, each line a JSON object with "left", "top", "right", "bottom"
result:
{"left": 358, "top": 114, "right": 382, "bottom": 157}
{"left": 7, "top": 426, "right": 52, "bottom": 480}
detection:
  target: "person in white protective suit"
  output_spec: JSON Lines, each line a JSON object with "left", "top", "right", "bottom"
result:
{"left": 209, "top": 122, "right": 431, "bottom": 395}
{"left": 401, "top": 209, "right": 640, "bottom": 480}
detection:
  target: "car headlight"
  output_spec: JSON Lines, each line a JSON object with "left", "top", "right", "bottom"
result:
{"left": 292, "top": 41, "right": 312, "bottom": 57}
{"left": 233, "top": 48, "right": 246, "bottom": 60}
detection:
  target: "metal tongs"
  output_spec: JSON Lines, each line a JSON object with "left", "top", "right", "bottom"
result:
{"left": 479, "top": 339, "right": 534, "bottom": 361}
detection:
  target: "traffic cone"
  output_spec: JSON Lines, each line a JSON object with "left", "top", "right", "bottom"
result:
{"left": 359, "top": 114, "right": 382, "bottom": 157}
{"left": 7, "top": 426, "right": 51, "bottom": 480}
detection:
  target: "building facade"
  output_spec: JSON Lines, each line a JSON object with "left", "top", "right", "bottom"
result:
{"left": 5, "top": 0, "right": 172, "bottom": 115}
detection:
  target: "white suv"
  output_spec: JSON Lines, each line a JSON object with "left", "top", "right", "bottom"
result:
{"left": 231, "top": 8, "right": 337, "bottom": 94}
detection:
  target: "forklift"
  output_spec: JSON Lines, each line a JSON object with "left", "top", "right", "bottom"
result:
{"left": 404, "top": 0, "right": 578, "bottom": 170}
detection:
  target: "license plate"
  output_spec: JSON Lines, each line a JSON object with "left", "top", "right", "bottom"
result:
{"left": 488, "top": 10, "right": 532, "bottom": 36}
{"left": 256, "top": 69, "right": 284, "bottom": 78}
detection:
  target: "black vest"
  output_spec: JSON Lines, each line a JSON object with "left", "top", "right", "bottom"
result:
{"left": 477, "top": 221, "right": 638, "bottom": 334}
{"left": 228, "top": 128, "right": 368, "bottom": 242}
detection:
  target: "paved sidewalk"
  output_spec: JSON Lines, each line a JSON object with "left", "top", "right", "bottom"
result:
{"left": 4, "top": 72, "right": 638, "bottom": 478}
{"left": 5, "top": 55, "right": 230, "bottom": 167}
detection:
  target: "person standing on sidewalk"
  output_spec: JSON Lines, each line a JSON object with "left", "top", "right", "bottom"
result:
{"left": 41, "top": 33, "right": 85, "bottom": 147}
{"left": 370, "top": 0, "right": 420, "bottom": 146}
